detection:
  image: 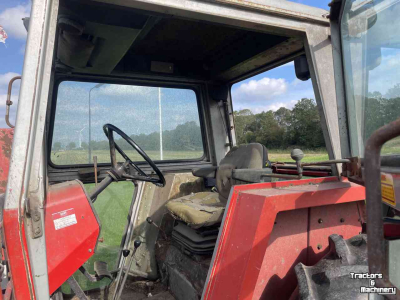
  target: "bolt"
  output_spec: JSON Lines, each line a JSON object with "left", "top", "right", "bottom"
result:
{"left": 317, "top": 244, "right": 322, "bottom": 250}
{"left": 34, "top": 228, "right": 41, "bottom": 235}
{"left": 318, "top": 218, "right": 323, "bottom": 224}
{"left": 88, "top": 249, "right": 92, "bottom": 253}
{"left": 33, "top": 214, "right": 40, "bottom": 222}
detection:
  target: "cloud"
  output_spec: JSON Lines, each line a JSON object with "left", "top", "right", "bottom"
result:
{"left": 235, "top": 77, "right": 288, "bottom": 102}
{"left": 368, "top": 50, "right": 400, "bottom": 96}
{"left": 95, "top": 84, "right": 153, "bottom": 98}
{"left": 19, "top": 43, "right": 26, "bottom": 55}
{"left": 232, "top": 76, "right": 315, "bottom": 113}
{"left": 0, "top": 3, "right": 31, "bottom": 40}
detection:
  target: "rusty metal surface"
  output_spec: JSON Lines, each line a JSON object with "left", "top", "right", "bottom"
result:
{"left": 0, "top": 129, "right": 13, "bottom": 194}
{"left": 5, "top": 76, "right": 21, "bottom": 129}
{"left": 342, "top": 156, "right": 364, "bottom": 185}
{"left": 364, "top": 117, "right": 400, "bottom": 297}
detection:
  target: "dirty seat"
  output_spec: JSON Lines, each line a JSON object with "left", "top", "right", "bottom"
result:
{"left": 166, "top": 143, "right": 268, "bottom": 228}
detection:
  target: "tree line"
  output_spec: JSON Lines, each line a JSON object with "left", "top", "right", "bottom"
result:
{"left": 235, "top": 98, "right": 325, "bottom": 149}
{"left": 54, "top": 93, "right": 400, "bottom": 153}
{"left": 53, "top": 121, "right": 203, "bottom": 152}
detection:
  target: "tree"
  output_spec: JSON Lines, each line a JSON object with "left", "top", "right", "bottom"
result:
{"left": 81, "top": 142, "right": 88, "bottom": 150}
{"left": 386, "top": 83, "right": 400, "bottom": 99}
{"left": 53, "top": 142, "right": 62, "bottom": 151}
{"left": 290, "top": 98, "right": 325, "bottom": 148}
{"left": 67, "top": 142, "right": 76, "bottom": 150}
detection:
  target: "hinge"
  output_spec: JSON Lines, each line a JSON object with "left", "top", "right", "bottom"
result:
{"left": 25, "top": 196, "right": 43, "bottom": 239}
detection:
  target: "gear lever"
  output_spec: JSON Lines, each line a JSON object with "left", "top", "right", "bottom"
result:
{"left": 114, "top": 240, "right": 141, "bottom": 300}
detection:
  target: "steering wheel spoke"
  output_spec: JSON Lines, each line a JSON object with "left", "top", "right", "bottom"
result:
{"left": 103, "top": 124, "right": 166, "bottom": 187}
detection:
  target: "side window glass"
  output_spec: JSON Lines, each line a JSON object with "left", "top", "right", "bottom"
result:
{"left": 231, "top": 62, "right": 327, "bottom": 164}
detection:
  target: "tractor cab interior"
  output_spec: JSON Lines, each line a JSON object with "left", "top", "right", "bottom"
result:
{"left": 45, "top": 0, "right": 335, "bottom": 299}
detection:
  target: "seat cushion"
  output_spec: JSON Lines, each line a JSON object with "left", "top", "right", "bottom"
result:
{"left": 166, "top": 192, "right": 225, "bottom": 229}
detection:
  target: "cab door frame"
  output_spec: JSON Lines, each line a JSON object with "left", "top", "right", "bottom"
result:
{"left": 3, "top": 0, "right": 59, "bottom": 299}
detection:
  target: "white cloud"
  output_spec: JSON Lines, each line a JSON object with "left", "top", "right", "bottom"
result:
{"left": 0, "top": 72, "right": 20, "bottom": 86}
{"left": 19, "top": 43, "right": 26, "bottom": 55}
{"left": 235, "top": 77, "right": 288, "bottom": 102}
{"left": 232, "top": 76, "right": 315, "bottom": 113}
{"left": 96, "top": 84, "right": 154, "bottom": 98}
{"left": 368, "top": 51, "right": 400, "bottom": 96}
{"left": 0, "top": 3, "right": 31, "bottom": 40}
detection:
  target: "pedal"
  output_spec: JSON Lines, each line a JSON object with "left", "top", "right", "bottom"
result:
{"left": 94, "top": 261, "right": 112, "bottom": 280}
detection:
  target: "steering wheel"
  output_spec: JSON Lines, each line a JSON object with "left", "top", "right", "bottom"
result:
{"left": 103, "top": 124, "right": 166, "bottom": 187}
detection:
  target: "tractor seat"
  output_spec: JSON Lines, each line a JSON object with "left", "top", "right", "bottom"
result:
{"left": 166, "top": 143, "right": 268, "bottom": 229}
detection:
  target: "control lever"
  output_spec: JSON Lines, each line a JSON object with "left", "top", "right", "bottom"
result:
{"left": 265, "top": 149, "right": 349, "bottom": 180}
{"left": 114, "top": 240, "right": 141, "bottom": 300}
{"left": 112, "top": 248, "right": 131, "bottom": 300}
{"left": 146, "top": 217, "right": 168, "bottom": 240}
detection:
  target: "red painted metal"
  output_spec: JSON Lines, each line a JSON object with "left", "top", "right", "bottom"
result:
{"left": 3, "top": 210, "right": 35, "bottom": 300}
{"left": 253, "top": 202, "right": 364, "bottom": 299}
{"left": 45, "top": 180, "right": 100, "bottom": 294}
{"left": 1, "top": 129, "right": 33, "bottom": 299}
{"left": 255, "top": 208, "right": 309, "bottom": 300}
{"left": 0, "top": 128, "right": 13, "bottom": 194}
{"left": 203, "top": 177, "right": 365, "bottom": 300}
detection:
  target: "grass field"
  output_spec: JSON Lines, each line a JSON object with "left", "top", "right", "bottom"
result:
{"left": 268, "top": 149, "right": 329, "bottom": 163}
{"left": 62, "top": 181, "right": 134, "bottom": 293}
{"left": 51, "top": 150, "right": 204, "bottom": 165}
{"left": 51, "top": 148, "right": 332, "bottom": 166}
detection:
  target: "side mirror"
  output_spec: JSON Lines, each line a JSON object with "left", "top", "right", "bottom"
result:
{"left": 294, "top": 55, "right": 310, "bottom": 81}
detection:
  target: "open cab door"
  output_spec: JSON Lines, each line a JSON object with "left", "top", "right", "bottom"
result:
{"left": 330, "top": 0, "right": 400, "bottom": 296}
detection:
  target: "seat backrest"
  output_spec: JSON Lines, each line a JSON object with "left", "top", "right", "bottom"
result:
{"left": 216, "top": 143, "right": 268, "bottom": 203}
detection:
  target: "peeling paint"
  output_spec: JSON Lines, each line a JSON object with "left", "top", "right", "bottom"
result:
{"left": 0, "top": 129, "right": 14, "bottom": 194}
{"left": 0, "top": 26, "right": 8, "bottom": 44}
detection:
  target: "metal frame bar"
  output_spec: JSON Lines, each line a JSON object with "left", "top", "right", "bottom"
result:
{"left": 3, "top": 0, "right": 59, "bottom": 299}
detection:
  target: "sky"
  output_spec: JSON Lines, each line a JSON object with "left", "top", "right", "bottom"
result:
{"left": 0, "top": 0, "right": 331, "bottom": 129}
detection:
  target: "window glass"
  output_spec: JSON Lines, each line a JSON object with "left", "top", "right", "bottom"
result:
{"left": 51, "top": 82, "right": 204, "bottom": 165}
{"left": 341, "top": 0, "right": 400, "bottom": 156}
{"left": 231, "top": 62, "right": 327, "bottom": 163}
{"left": 61, "top": 181, "right": 133, "bottom": 292}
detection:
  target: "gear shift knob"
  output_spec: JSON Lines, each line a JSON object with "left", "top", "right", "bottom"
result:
{"left": 134, "top": 240, "right": 141, "bottom": 249}
{"left": 291, "top": 149, "right": 304, "bottom": 162}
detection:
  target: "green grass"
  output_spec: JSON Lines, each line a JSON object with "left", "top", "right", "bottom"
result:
{"left": 62, "top": 181, "right": 134, "bottom": 293}
{"left": 268, "top": 149, "right": 329, "bottom": 163}
{"left": 382, "top": 136, "right": 400, "bottom": 155}
{"left": 51, "top": 150, "right": 204, "bottom": 165}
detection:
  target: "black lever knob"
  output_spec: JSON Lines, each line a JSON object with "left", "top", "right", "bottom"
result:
{"left": 134, "top": 240, "right": 141, "bottom": 249}
{"left": 122, "top": 249, "right": 130, "bottom": 257}
{"left": 146, "top": 217, "right": 153, "bottom": 224}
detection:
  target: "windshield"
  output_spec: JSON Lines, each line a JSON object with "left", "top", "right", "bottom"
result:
{"left": 51, "top": 81, "right": 204, "bottom": 165}
{"left": 341, "top": 0, "right": 400, "bottom": 157}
